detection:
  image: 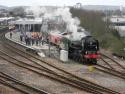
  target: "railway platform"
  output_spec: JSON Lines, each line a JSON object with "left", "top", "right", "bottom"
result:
{"left": 5, "top": 31, "right": 59, "bottom": 58}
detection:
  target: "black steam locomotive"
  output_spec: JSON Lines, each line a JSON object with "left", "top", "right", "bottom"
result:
{"left": 68, "top": 36, "right": 100, "bottom": 64}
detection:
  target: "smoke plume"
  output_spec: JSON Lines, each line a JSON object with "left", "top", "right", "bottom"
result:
{"left": 25, "top": 6, "right": 86, "bottom": 40}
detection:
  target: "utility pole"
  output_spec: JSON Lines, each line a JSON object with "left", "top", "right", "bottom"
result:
{"left": 46, "top": 19, "right": 51, "bottom": 57}
{"left": 48, "top": 33, "right": 51, "bottom": 57}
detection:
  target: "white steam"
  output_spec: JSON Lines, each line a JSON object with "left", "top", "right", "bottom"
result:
{"left": 54, "top": 8, "right": 80, "bottom": 34}
{"left": 25, "top": 6, "right": 47, "bottom": 18}
{"left": 25, "top": 6, "right": 86, "bottom": 40}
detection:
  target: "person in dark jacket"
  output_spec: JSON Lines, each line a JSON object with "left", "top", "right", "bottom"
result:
{"left": 31, "top": 36, "right": 34, "bottom": 45}
{"left": 10, "top": 32, "right": 12, "bottom": 38}
{"left": 25, "top": 35, "right": 28, "bottom": 45}
{"left": 20, "top": 34, "right": 23, "bottom": 42}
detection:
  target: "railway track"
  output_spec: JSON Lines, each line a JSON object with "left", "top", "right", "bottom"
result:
{"left": 0, "top": 30, "right": 49, "bottom": 94}
{"left": 0, "top": 34, "right": 120, "bottom": 94}
{"left": 93, "top": 53, "right": 125, "bottom": 80}
{"left": 0, "top": 30, "right": 122, "bottom": 93}
{"left": 0, "top": 71, "right": 48, "bottom": 94}
{"left": 101, "top": 53, "right": 125, "bottom": 70}
{"left": 0, "top": 50, "right": 105, "bottom": 94}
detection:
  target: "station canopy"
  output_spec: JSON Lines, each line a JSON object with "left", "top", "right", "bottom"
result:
{"left": 9, "top": 18, "right": 42, "bottom": 25}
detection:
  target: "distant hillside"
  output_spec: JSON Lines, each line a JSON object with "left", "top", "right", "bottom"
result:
{"left": 0, "top": 5, "right": 59, "bottom": 11}
{"left": 82, "top": 5, "right": 125, "bottom": 11}
{"left": 0, "top": 5, "right": 8, "bottom": 10}
{"left": 1, "top": 5, "right": 124, "bottom": 11}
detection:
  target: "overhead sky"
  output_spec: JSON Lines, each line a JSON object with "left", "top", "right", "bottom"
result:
{"left": 0, "top": 0, "right": 125, "bottom": 7}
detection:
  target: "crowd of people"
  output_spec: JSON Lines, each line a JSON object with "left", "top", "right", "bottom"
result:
{"left": 20, "top": 32, "right": 45, "bottom": 46}
{"left": 9, "top": 25, "right": 47, "bottom": 46}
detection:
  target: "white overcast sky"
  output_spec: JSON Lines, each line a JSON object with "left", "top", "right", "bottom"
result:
{"left": 0, "top": 0, "right": 125, "bottom": 7}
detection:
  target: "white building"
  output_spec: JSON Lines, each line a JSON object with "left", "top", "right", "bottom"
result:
{"left": 0, "top": 17, "right": 15, "bottom": 25}
{"left": 109, "top": 16, "right": 125, "bottom": 37}
{"left": 9, "top": 18, "right": 43, "bottom": 32}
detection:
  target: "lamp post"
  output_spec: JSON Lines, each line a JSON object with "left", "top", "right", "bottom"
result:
{"left": 48, "top": 22, "right": 51, "bottom": 57}
{"left": 42, "top": 18, "right": 51, "bottom": 57}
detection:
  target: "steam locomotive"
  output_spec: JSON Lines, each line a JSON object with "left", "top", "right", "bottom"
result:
{"left": 68, "top": 36, "right": 100, "bottom": 64}
{"left": 48, "top": 29, "right": 100, "bottom": 64}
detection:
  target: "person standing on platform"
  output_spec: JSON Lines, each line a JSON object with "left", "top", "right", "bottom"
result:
{"left": 20, "top": 34, "right": 23, "bottom": 42}
{"left": 27, "top": 37, "right": 29, "bottom": 45}
{"left": 39, "top": 35, "right": 42, "bottom": 45}
{"left": 31, "top": 36, "right": 34, "bottom": 45}
{"left": 25, "top": 35, "right": 28, "bottom": 45}
{"left": 28, "top": 37, "right": 31, "bottom": 46}
{"left": 41, "top": 36, "right": 44, "bottom": 45}
{"left": 36, "top": 34, "right": 39, "bottom": 46}
{"left": 36, "top": 37, "right": 38, "bottom": 46}
{"left": 10, "top": 32, "right": 12, "bottom": 39}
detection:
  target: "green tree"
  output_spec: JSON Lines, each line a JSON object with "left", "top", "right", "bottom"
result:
{"left": 70, "top": 8, "right": 125, "bottom": 56}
